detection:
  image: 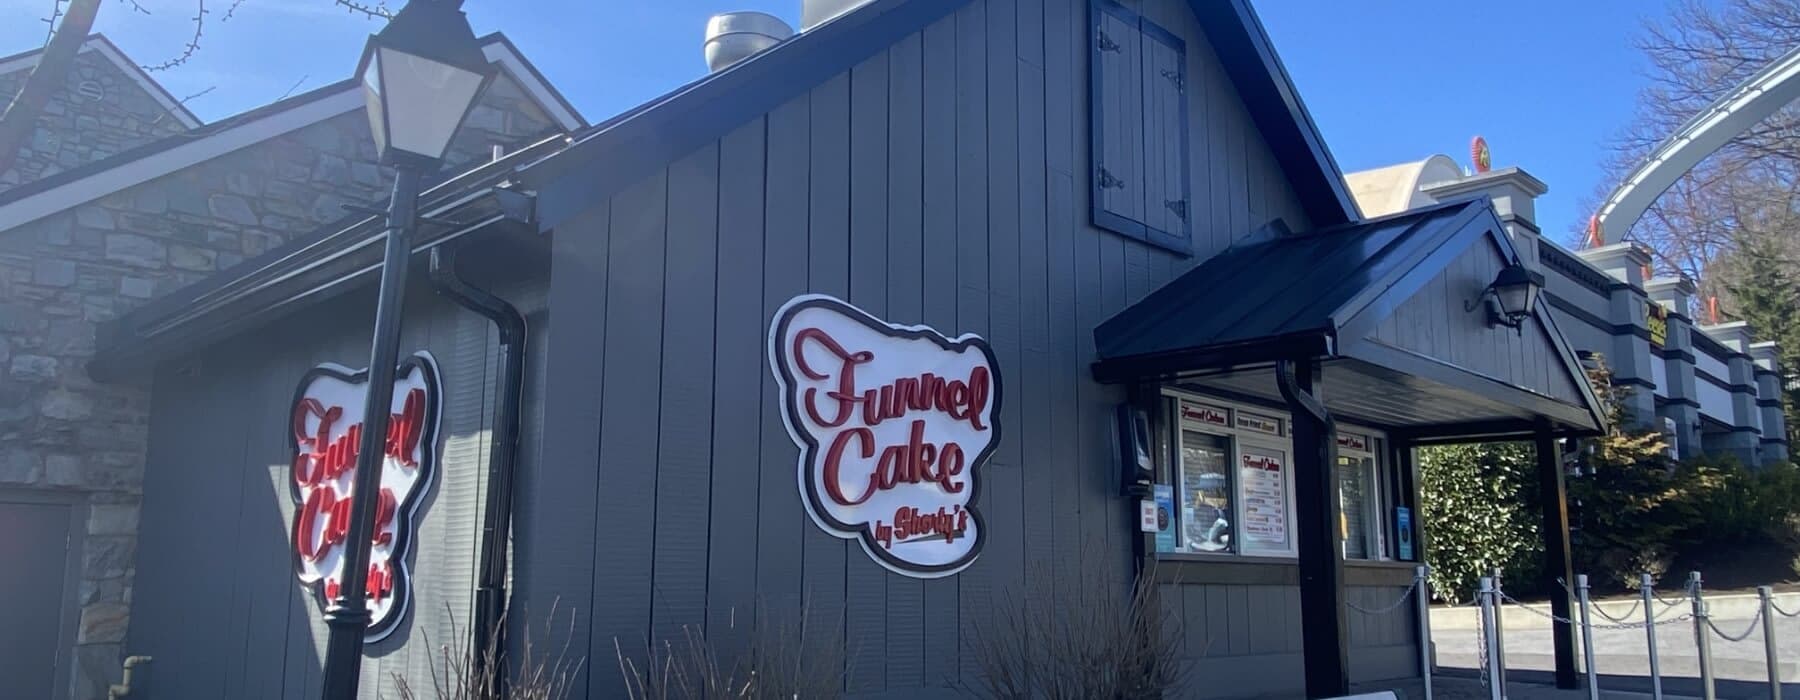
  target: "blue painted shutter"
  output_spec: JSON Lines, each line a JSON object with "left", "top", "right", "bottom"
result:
{"left": 1090, "top": 1, "right": 1191, "bottom": 252}
{"left": 1092, "top": 1, "right": 1145, "bottom": 236}
{"left": 1140, "top": 22, "right": 1189, "bottom": 249}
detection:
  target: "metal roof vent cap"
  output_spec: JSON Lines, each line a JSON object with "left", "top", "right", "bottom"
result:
{"left": 704, "top": 11, "right": 794, "bottom": 73}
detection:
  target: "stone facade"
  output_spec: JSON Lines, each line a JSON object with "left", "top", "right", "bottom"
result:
{"left": 0, "top": 67, "right": 559, "bottom": 699}
{"left": 0, "top": 44, "right": 191, "bottom": 189}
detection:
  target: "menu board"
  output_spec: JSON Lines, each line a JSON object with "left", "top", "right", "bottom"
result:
{"left": 1238, "top": 447, "right": 1288, "bottom": 550}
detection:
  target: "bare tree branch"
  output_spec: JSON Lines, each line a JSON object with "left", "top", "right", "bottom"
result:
{"left": 335, "top": 0, "right": 391, "bottom": 19}
{"left": 141, "top": 0, "right": 207, "bottom": 72}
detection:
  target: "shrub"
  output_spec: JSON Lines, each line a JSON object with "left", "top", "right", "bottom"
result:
{"left": 966, "top": 563, "right": 1187, "bottom": 700}
{"left": 1418, "top": 441, "right": 1542, "bottom": 603}
{"left": 394, "top": 602, "right": 585, "bottom": 700}
{"left": 615, "top": 604, "right": 845, "bottom": 700}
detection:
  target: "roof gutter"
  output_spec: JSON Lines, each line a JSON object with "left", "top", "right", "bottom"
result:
{"left": 90, "top": 134, "right": 564, "bottom": 381}
{"left": 1090, "top": 329, "right": 1336, "bottom": 384}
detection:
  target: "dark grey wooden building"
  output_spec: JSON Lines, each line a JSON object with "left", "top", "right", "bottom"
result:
{"left": 94, "top": 0, "right": 1607, "bottom": 697}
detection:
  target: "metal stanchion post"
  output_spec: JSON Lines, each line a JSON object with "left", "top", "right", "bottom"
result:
{"left": 1492, "top": 567, "right": 1508, "bottom": 682}
{"left": 1761, "top": 586, "right": 1781, "bottom": 700}
{"left": 1642, "top": 573, "right": 1664, "bottom": 700}
{"left": 1690, "top": 571, "right": 1716, "bottom": 700}
{"left": 1480, "top": 577, "right": 1504, "bottom": 700}
{"left": 1577, "top": 575, "right": 1599, "bottom": 700}
{"left": 1417, "top": 565, "right": 1433, "bottom": 700}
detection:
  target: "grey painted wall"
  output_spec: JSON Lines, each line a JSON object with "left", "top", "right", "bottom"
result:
{"left": 128, "top": 251, "right": 549, "bottom": 700}
{"left": 1370, "top": 235, "right": 1585, "bottom": 407}
{"left": 523, "top": 0, "right": 1329, "bottom": 697}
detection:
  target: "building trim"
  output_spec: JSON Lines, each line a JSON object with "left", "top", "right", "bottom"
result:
{"left": 1613, "top": 376, "right": 1657, "bottom": 391}
{"left": 1763, "top": 437, "right": 1790, "bottom": 445}
{"left": 1662, "top": 397, "right": 1702, "bottom": 409}
{"left": 0, "top": 85, "right": 364, "bottom": 230}
{"left": 1544, "top": 293, "right": 1655, "bottom": 343}
{"left": 1759, "top": 399, "right": 1783, "bottom": 408}
{"left": 0, "top": 34, "right": 203, "bottom": 130}
{"left": 1541, "top": 243, "right": 1626, "bottom": 296}
{"left": 478, "top": 33, "right": 586, "bottom": 130}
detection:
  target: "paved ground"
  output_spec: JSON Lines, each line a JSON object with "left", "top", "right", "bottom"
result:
{"left": 1425, "top": 591, "right": 1800, "bottom": 699}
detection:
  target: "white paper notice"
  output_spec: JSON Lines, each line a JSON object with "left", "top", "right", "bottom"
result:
{"left": 1239, "top": 448, "right": 1288, "bottom": 549}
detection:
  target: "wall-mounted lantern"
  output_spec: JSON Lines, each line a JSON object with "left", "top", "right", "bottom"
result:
{"left": 1465, "top": 261, "right": 1544, "bottom": 332}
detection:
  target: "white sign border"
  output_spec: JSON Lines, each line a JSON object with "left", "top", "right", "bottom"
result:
{"left": 767, "top": 293, "right": 1003, "bottom": 579}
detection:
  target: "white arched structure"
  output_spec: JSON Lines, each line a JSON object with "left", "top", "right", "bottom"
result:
{"left": 1343, "top": 154, "right": 1463, "bottom": 218}
{"left": 1596, "top": 42, "right": 1800, "bottom": 244}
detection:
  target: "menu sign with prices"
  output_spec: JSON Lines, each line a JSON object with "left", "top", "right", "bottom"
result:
{"left": 1238, "top": 448, "right": 1288, "bottom": 549}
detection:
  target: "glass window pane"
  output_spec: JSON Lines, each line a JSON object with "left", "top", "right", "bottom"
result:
{"left": 1178, "top": 429, "right": 1232, "bottom": 553}
{"left": 1338, "top": 454, "right": 1374, "bottom": 560}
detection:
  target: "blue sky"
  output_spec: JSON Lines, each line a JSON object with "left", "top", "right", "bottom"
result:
{"left": 1, "top": 0, "right": 1669, "bottom": 243}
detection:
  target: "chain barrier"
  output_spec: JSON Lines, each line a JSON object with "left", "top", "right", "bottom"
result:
{"left": 1347, "top": 573, "right": 1421, "bottom": 615}
{"left": 1497, "top": 590, "right": 1576, "bottom": 624}
{"left": 1589, "top": 598, "right": 1644, "bottom": 624}
{"left": 1704, "top": 606, "right": 1764, "bottom": 643}
{"left": 1772, "top": 597, "right": 1800, "bottom": 619}
{"left": 1496, "top": 588, "right": 1689, "bottom": 630}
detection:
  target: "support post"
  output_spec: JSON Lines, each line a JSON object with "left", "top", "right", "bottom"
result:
{"left": 1480, "top": 577, "right": 1504, "bottom": 700}
{"left": 1416, "top": 565, "right": 1434, "bottom": 700}
{"left": 1280, "top": 358, "right": 1347, "bottom": 699}
{"left": 1536, "top": 429, "right": 1579, "bottom": 689}
{"left": 1761, "top": 586, "right": 1781, "bottom": 700}
{"left": 1642, "top": 573, "right": 1664, "bottom": 700}
{"left": 319, "top": 166, "right": 423, "bottom": 698}
{"left": 1578, "top": 575, "right": 1599, "bottom": 700}
{"left": 1691, "top": 571, "right": 1716, "bottom": 700}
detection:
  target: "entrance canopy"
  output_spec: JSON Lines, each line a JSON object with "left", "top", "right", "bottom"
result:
{"left": 1093, "top": 197, "right": 1606, "bottom": 441}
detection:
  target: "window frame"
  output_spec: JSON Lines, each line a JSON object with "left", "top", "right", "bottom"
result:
{"left": 1333, "top": 427, "right": 1389, "bottom": 561}
{"left": 1161, "top": 390, "right": 1298, "bottom": 560}
{"left": 1158, "top": 390, "right": 1397, "bottom": 562}
{"left": 1088, "top": 0, "right": 1194, "bottom": 256}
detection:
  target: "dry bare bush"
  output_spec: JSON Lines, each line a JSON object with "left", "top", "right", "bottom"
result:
{"left": 615, "top": 604, "right": 847, "bottom": 700}
{"left": 393, "top": 601, "right": 585, "bottom": 700}
{"left": 966, "top": 563, "right": 1188, "bottom": 700}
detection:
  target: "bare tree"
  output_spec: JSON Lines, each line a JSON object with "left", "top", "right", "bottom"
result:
{"left": 1583, "top": 0, "right": 1800, "bottom": 304}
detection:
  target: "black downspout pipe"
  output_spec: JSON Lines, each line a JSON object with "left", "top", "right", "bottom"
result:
{"left": 428, "top": 244, "right": 527, "bottom": 696}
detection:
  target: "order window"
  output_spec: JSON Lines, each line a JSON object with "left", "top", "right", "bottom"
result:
{"left": 1163, "top": 392, "right": 1391, "bottom": 561}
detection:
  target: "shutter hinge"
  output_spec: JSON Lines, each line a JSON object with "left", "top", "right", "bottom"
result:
{"left": 1097, "top": 32, "right": 1121, "bottom": 53}
{"left": 1165, "top": 199, "right": 1188, "bottom": 221}
{"left": 1161, "top": 69, "right": 1186, "bottom": 93}
{"left": 1098, "top": 167, "right": 1127, "bottom": 190}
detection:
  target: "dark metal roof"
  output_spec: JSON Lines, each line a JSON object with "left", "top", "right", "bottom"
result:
{"left": 1096, "top": 199, "right": 1482, "bottom": 365}
{"left": 1094, "top": 197, "right": 1609, "bottom": 434}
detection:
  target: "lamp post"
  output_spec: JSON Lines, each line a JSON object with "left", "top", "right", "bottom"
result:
{"left": 319, "top": 2, "right": 493, "bottom": 697}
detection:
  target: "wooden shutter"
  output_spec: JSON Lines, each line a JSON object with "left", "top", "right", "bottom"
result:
{"left": 1139, "top": 21, "right": 1189, "bottom": 249}
{"left": 1089, "top": 0, "right": 1191, "bottom": 252}
{"left": 1091, "top": 0, "right": 1145, "bottom": 236}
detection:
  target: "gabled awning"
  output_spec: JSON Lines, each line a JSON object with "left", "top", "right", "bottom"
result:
{"left": 1093, "top": 197, "right": 1606, "bottom": 439}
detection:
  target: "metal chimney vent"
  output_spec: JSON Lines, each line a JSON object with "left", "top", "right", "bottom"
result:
{"left": 704, "top": 11, "right": 794, "bottom": 73}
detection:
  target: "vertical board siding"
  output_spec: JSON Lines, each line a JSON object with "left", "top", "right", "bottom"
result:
{"left": 803, "top": 71, "right": 853, "bottom": 666}
{"left": 884, "top": 33, "right": 928, "bottom": 688}
{"left": 705, "top": 118, "right": 768, "bottom": 659}
{"left": 918, "top": 14, "right": 963, "bottom": 687}
{"left": 756, "top": 92, "right": 810, "bottom": 636}
{"left": 131, "top": 285, "right": 516, "bottom": 698}
{"left": 588, "top": 168, "right": 669, "bottom": 696}
{"left": 1371, "top": 235, "right": 1584, "bottom": 404}
{"left": 952, "top": 0, "right": 991, "bottom": 688}
{"left": 651, "top": 143, "right": 720, "bottom": 646}
{"left": 846, "top": 50, "right": 890, "bottom": 694}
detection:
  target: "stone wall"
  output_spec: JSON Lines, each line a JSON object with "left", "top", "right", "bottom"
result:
{"left": 0, "top": 70, "right": 558, "bottom": 699}
{"left": 0, "top": 47, "right": 191, "bottom": 190}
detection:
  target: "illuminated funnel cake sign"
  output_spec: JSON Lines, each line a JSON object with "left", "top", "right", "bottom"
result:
{"left": 770, "top": 294, "right": 1002, "bottom": 578}
{"left": 288, "top": 352, "right": 441, "bottom": 641}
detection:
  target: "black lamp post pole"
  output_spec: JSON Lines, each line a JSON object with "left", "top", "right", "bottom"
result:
{"left": 319, "top": 164, "right": 424, "bottom": 699}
